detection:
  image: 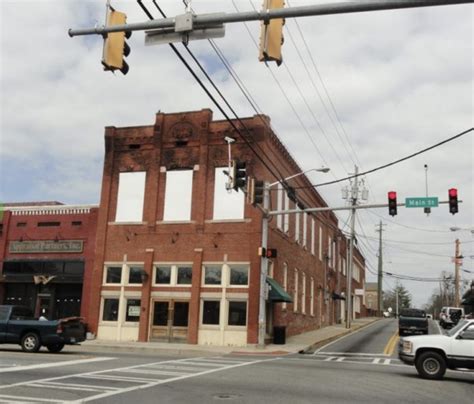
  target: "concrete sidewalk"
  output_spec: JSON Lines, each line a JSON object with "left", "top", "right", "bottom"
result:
{"left": 74, "top": 317, "right": 379, "bottom": 357}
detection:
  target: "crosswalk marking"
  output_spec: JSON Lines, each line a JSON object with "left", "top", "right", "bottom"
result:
{"left": 0, "top": 355, "right": 277, "bottom": 403}
{"left": 304, "top": 353, "right": 403, "bottom": 368}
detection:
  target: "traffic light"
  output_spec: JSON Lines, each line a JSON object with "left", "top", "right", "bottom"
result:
{"left": 448, "top": 188, "right": 458, "bottom": 215}
{"left": 247, "top": 178, "right": 265, "bottom": 206}
{"left": 388, "top": 191, "right": 397, "bottom": 216}
{"left": 102, "top": 9, "right": 131, "bottom": 75}
{"left": 230, "top": 160, "right": 247, "bottom": 191}
{"left": 258, "top": 0, "right": 285, "bottom": 66}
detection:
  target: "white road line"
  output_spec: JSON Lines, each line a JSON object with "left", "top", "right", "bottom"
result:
{"left": 434, "top": 320, "right": 443, "bottom": 334}
{"left": 73, "top": 357, "right": 279, "bottom": 403}
{"left": 323, "top": 357, "right": 336, "bottom": 361}
{"left": 315, "top": 352, "right": 390, "bottom": 357}
{"left": 119, "top": 368, "right": 190, "bottom": 377}
{"left": 31, "top": 381, "right": 119, "bottom": 391}
{"left": 80, "top": 374, "right": 160, "bottom": 383}
{"left": 0, "top": 357, "right": 114, "bottom": 373}
{"left": 190, "top": 357, "right": 250, "bottom": 364}
{"left": 0, "top": 394, "right": 64, "bottom": 403}
{"left": 372, "top": 358, "right": 381, "bottom": 364}
{"left": 0, "top": 356, "right": 200, "bottom": 390}
{"left": 335, "top": 357, "right": 345, "bottom": 362}
{"left": 29, "top": 383, "right": 106, "bottom": 393}
{"left": 179, "top": 361, "right": 225, "bottom": 367}
{"left": 383, "top": 359, "right": 391, "bottom": 365}
{"left": 143, "top": 365, "right": 209, "bottom": 372}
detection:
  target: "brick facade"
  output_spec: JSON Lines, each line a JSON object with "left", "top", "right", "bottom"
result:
{"left": 0, "top": 204, "right": 98, "bottom": 320}
{"left": 87, "top": 109, "right": 366, "bottom": 346}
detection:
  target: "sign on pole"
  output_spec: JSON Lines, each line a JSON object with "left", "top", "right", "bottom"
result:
{"left": 405, "top": 197, "right": 439, "bottom": 208}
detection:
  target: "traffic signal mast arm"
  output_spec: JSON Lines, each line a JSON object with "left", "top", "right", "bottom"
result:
{"left": 267, "top": 199, "right": 461, "bottom": 216}
{"left": 69, "top": 0, "right": 471, "bottom": 37}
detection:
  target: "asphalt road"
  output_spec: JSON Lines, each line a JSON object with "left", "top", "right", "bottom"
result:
{"left": 0, "top": 319, "right": 471, "bottom": 403}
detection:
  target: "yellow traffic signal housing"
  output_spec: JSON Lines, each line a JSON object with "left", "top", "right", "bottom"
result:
{"left": 102, "top": 10, "right": 130, "bottom": 75}
{"left": 259, "top": 0, "right": 285, "bottom": 66}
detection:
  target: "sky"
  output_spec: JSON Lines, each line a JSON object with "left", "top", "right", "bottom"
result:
{"left": 0, "top": 0, "right": 473, "bottom": 308}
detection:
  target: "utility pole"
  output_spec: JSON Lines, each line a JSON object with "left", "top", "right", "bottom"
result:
{"left": 346, "top": 166, "right": 359, "bottom": 329}
{"left": 395, "top": 289, "right": 399, "bottom": 318}
{"left": 376, "top": 221, "right": 385, "bottom": 315}
{"left": 258, "top": 181, "right": 271, "bottom": 347}
{"left": 454, "top": 238, "right": 461, "bottom": 307}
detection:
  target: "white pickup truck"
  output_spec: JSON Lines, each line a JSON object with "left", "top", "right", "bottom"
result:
{"left": 399, "top": 319, "right": 474, "bottom": 379}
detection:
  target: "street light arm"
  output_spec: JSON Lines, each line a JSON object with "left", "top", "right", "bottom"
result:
{"left": 269, "top": 167, "right": 330, "bottom": 187}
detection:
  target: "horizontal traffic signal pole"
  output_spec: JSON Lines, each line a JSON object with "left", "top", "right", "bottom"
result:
{"left": 68, "top": 0, "right": 471, "bottom": 37}
{"left": 267, "top": 200, "right": 461, "bottom": 216}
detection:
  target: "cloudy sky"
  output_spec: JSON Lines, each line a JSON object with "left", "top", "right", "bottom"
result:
{"left": 1, "top": 0, "right": 472, "bottom": 308}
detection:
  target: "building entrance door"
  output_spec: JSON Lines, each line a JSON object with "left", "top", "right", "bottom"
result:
{"left": 150, "top": 300, "right": 189, "bottom": 342}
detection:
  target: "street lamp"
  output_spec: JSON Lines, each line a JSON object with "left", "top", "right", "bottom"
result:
{"left": 257, "top": 167, "right": 330, "bottom": 347}
{"left": 269, "top": 167, "right": 330, "bottom": 187}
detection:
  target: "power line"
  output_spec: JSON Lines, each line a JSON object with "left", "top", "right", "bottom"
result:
{"left": 139, "top": 0, "right": 286, "bottom": 184}
{"left": 294, "top": 127, "right": 473, "bottom": 189}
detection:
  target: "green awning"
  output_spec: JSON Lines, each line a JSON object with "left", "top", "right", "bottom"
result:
{"left": 267, "top": 277, "right": 293, "bottom": 303}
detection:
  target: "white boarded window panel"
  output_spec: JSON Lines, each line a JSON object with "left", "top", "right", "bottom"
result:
{"left": 277, "top": 188, "right": 283, "bottom": 230}
{"left": 311, "top": 219, "right": 315, "bottom": 255}
{"left": 213, "top": 168, "right": 244, "bottom": 220}
{"left": 283, "top": 194, "right": 289, "bottom": 232}
{"left": 163, "top": 170, "right": 193, "bottom": 221}
{"left": 115, "top": 172, "right": 146, "bottom": 222}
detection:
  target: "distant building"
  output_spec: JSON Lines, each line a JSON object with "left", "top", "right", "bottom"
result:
{"left": 0, "top": 203, "right": 98, "bottom": 319}
{"left": 365, "top": 282, "right": 378, "bottom": 315}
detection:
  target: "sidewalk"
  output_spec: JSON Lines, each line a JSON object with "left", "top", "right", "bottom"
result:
{"left": 74, "top": 317, "right": 380, "bottom": 357}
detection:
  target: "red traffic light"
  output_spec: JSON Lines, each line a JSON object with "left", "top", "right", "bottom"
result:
{"left": 388, "top": 191, "right": 397, "bottom": 216}
{"left": 449, "top": 188, "right": 458, "bottom": 215}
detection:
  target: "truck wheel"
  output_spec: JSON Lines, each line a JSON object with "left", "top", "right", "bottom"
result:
{"left": 46, "top": 343, "right": 65, "bottom": 353}
{"left": 415, "top": 351, "right": 447, "bottom": 380}
{"left": 21, "top": 332, "right": 41, "bottom": 353}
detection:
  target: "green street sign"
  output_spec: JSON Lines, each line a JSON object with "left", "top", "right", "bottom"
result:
{"left": 405, "top": 197, "right": 439, "bottom": 208}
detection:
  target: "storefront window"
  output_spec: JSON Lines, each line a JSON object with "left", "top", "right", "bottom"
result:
{"left": 202, "top": 301, "right": 220, "bottom": 325}
{"left": 125, "top": 299, "right": 141, "bottom": 322}
{"left": 228, "top": 301, "right": 247, "bottom": 326}
{"left": 105, "top": 267, "right": 122, "bottom": 284}
{"left": 229, "top": 266, "right": 249, "bottom": 286}
{"left": 155, "top": 266, "right": 171, "bottom": 284}
{"left": 64, "top": 261, "right": 84, "bottom": 276}
{"left": 128, "top": 266, "right": 143, "bottom": 284}
{"left": 103, "top": 298, "right": 119, "bottom": 321}
{"left": 177, "top": 266, "right": 192, "bottom": 285}
{"left": 204, "top": 266, "right": 221, "bottom": 285}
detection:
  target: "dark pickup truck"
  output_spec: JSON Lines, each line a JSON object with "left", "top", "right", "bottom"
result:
{"left": 399, "top": 308, "right": 429, "bottom": 336}
{"left": 0, "top": 305, "right": 87, "bottom": 353}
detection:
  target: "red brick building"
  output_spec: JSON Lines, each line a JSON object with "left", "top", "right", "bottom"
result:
{"left": 0, "top": 202, "right": 98, "bottom": 320}
{"left": 86, "top": 109, "right": 366, "bottom": 346}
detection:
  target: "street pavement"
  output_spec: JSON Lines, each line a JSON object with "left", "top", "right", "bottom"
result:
{"left": 71, "top": 317, "right": 380, "bottom": 357}
{"left": 1, "top": 318, "right": 472, "bottom": 403}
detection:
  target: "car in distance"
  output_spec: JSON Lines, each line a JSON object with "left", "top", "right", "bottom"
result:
{"left": 398, "top": 308, "right": 428, "bottom": 336}
{"left": 439, "top": 307, "right": 464, "bottom": 329}
{"left": 0, "top": 305, "right": 87, "bottom": 353}
{"left": 399, "top": 319, "right": 474, "bottom": 379}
